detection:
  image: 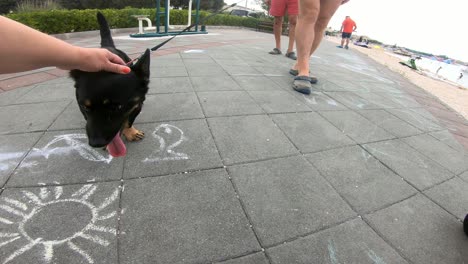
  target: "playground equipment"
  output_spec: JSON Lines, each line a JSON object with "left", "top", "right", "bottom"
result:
{"left": 130, "top": 0, "right": 207, "bottom": 38}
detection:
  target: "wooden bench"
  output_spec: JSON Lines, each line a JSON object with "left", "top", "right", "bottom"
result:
{"left": 256, "top": 20, "right": 289, "bottom": 35}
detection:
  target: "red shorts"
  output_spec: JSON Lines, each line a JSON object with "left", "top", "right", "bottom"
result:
{"left": 269, "top": 0, "right": 299, "bottom": 16}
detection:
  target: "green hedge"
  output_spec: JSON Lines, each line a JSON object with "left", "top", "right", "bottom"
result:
{"left": 6, "top": 8, "right": 261, "bottom": 34}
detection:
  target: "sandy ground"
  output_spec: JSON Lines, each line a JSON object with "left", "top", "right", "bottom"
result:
{"left": 325, "top": 37, "right": 468, "bottom": 120}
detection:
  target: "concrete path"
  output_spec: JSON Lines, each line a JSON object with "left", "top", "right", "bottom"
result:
{"left": 0, "top": 28, "right": 467, "bottom": 264}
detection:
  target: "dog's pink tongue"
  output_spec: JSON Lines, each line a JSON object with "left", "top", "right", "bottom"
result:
{"left": 106, "top": 133, "right": 126, "bottom": 157}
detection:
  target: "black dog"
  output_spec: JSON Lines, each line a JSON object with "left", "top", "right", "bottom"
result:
{"left": 464, "top": 214, "right": 468, "bottom": 236}
{"left": 70, "top": 12, "right": 150, "bottom": 157}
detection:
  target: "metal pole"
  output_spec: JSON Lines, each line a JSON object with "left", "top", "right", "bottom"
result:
{"left": 156, "top": 0, "right": 160, "bottom": 33}
{"left": 195, "top": 0, "right": 200, "bottom": 32}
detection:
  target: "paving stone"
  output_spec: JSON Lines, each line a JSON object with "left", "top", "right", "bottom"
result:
{"left": 320, "top": 81, "right": 348, "bottom": 92}
{"left": 459, "top": 170, "right": 468, "bottom": 181}
{"left": 424, "top": 177, "right": 468, "bottom": 220}
{"left": 0, "top": 182, "right": 120, "bottom": 264}
{"left": 136, "top": 93, "right": 204, "bottom": 122}
{"left": 363, "top": 83, "right": 404, "bottom": 94}
{"left": 252, "top": 66, "right": 289, "bottom": 76}
{"left": 120, "top": 169, "right": 260, "bottom": 263}
{"left": 0, "top": 85, "right": 35, "bottom": 106}
{"left": 49, "top": 102, "right": 85, "bottom": 131}
{"left": 232, "top": 76, "right": 282, "bottom": 91}
{"left": 150, "top": 58, "right": 185, "bottom": 68}
{"left": 123, "top": 120, "right": 222, "bottom": 178}
{"left": 353, "top": 92, "right": 405, "bottom": 108}
{"left": 186, "top": 65, "right": 228, "bottom": 76}
{"left": 191, "top": 76, "right": 242, "bottom": 91}
{"left": 0, "top": 133, "right": 42, "bottom": 186}
{"left": 0, "top": 101, "right": 69, "bottom": 135}
{"left": 365, "top": 194, "right": 468, "bottom": 264}
{"left": 272, "top": 112, "right": 354, "bottom": 153}
{"left": 8, "top": 130, "right": 123, "bottom": 186}
{"left": 382, "top": 92, "right": 421, "bottom": 107}
{"left": 306, "top": 146, "right": 417, "bottom": 213}
{"left": 267, "top": 218, "right": 408, "bottom": 264}
{"left": 16, "top": 82, "right": 75, "bottom": 104}
{"left": 221, "top": 65, "right": 262, "bottom": 75}
{"left": 325, "top": 92, "right": 382, "bottom": 110}
{"left": 228, "top": 156, "right": 355, "bottom": 246}
{"left": 320, "top": 110, "right": 395, "bottom": 144}
{"left": 430, "top": 130, "right": 468, "bottom": 153}
{"left": 151, "top": 66, "right": 188, "bottom": 77}
{"left": 148, "top": 77, "right": 193, "bottom": 94}
{"left": 358, "top": 109, "right": 422, "bottom": 137}
{"left": 248, "top": 91, "right": 310, "bottom": 114}
{"left": 208, "top": 115, "right": 298, "bottom": 164}
{"left": 294, "top": 91, "right": 348, "bottom": 111}
{"left": 402, "top": 134, "right": 468, "bottom": 174}
{"left": 388, "top": 108, "right": 442, "bottom": 132}
{"left": 363, "top": 139, "right": 454, "bottom": 190}
{"left": 215, "top": 252, "right": 269, "bottom": 264}
{"left": 198, "top": 91, "right": 264, "bottom": 117}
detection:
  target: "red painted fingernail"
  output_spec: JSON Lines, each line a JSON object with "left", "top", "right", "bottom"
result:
{"left": 122, "top": 67, "right": 130, "bottom": 74}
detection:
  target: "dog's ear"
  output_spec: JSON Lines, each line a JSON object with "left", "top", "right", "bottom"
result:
{"left": 131, "top": 49, "right": 150, "bottom": 81}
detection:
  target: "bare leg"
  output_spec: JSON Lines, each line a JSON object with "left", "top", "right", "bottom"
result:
{"left": 309, "top": 0, "right": 342, "bottom": 55}
{"left": 286, "top": 15, "right": 297, "bottom": 53}
{"left": 341, "top": 38, "right": 345, "bottom": 47}
{"left": 273, "top": 16, "right": 283, "bottom": 50}
{"left": 293, "top": 0, "right": 320, "bottom": 76}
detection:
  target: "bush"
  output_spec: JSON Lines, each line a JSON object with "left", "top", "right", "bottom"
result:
{"left": 6, "top": 8, "right": 260, "bottom": 34}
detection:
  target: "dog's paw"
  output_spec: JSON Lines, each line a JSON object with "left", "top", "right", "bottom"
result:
{"left": 123, "top": 126, "right": 145, "bottom": 142}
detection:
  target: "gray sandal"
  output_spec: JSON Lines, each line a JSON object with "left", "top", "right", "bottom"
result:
{"left": 285, "top": 51, "right": 297, "bottom": 60}
{"left": 269, "top": 48, "right": 282, "bottom": 55}
{"left": 289, "top": 69, "right": 318, "bottom": 84}
{"left": 293, "top": 76, "right": 312, "bottom": 94}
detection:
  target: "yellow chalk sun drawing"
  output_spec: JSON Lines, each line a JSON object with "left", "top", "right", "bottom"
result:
{"left": 0, "top": 183, "right": 119, "bottom": 264}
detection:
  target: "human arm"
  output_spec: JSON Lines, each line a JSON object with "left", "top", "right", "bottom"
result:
{"left": 0, "top": 16, "right": 130, "bottom": 74}
{"left": 265, "top": 0, "right": 272, "bottom": 6}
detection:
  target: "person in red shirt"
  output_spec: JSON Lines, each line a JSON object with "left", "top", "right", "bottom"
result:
{"left": 265, "top": 0, "right": 299, "bottom": 60}
{"left": 339, "top": 16, "right": 357, "bottom": 49}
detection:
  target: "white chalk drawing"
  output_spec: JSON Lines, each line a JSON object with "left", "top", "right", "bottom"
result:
{"left": 143, "top": 124, "right": 189, "bottom": 163}
{"left": 32, "top": 134, "right": 113, "bottom": 164}
{"left": 303, "top": 94, "right": 339, "bottom": 107}
{"left": 0, "top": 183, "right": 119, "bottom": 264}
{"left": 327, "top": 239, "right": 387, "bottom": 264}
{"left": 0, "top": 152, "right": 24, "bottom": 172}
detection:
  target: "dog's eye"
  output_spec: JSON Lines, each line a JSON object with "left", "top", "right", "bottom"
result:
{"left": 81, "top": 105, "right": 91, "bottom": 112}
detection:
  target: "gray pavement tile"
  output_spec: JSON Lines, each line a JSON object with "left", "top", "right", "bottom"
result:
{"left": 147, "top": 77, "right": 193, "bottom": 94}
{"left": 272, "top": 112, "right": 354, "bottom": 153}
{"left": 295, "top": 91, "right": 348, "bottom": 111}
{"left": 402, "top": 134, "right": 468, "bottom": 174}
{"left": 388, "top": 108, "right": 442, "bottom": 132}
{"left": 120, "top": 169, "right": 260, "bottom": 263}
{"left": 459, "top": 170, "right": 468, "bottom": 182}
{"left": 150, "top": 58, "right": 185, "bottom": 68}
{"left": 0, "top": 101, "right": 69, "bottom": 135}
{"left": 359, "top": 82, "right": 404, "bottom": 94}
{"left": 183, "top": 58, "right": 217, "bottom": 68}
{"left": 320, "top": 81, "right": 348, "bottom": 92}
{"left": 180, "top": 51, "right": 210, "bottom": 59}
{"left": 320, "top": 110, "right": 395, "bottom": 144}
{"left": 49, "top": 102, "right": 85, "bottom": 131}
{"left": 221, "top": 65, "right": 262, "bottom": 75}
{"left": 228, "top": 156, "right": 356, "bottom": 246}
{"left": 8, "top": 130, "right": 123, "bottom": 186}
{"left": 267, "top": 218, "right": 408, "bottom": 264}
{"left": 151, "top": 66, "right": 188, "bottom": 77}
{"left": 424, "top": 177, "right": 468, "bottom": 220}
{"left": 253, "top": 66, "right": 289, "bottom": 76}
{"left": 198, "top": 91, "right": 264, "bottom": 117}
{"left": 232, "top": 76, "right": 282, "bottom": 91}
{"left": 430, "top": 130, "right": 466, "bottom": 152}
{"left": 363, "top": 139, "right": 454, "bottom": 190}
{"left": 353, "top": 92, "right": 405, "bottom": 108}
{"left": 123, "top": 120, "right": 222, "bottom": 178}
{"left": 358, "top": 109, "right": 422, "bottom": 137}
{"left": 365, "top": 194, "right": 468, "bottom": 264}
{"left": 382, "top": 92, "right": 421, "bottom": 108}
{"left": 16, "top": 82, "right": 75, "bottom": 104}
{"left": 327, "top": 79, "right": 366, "bottom": 92}
{"left": 208, "top": 115, "right": 298, "bottom": 164}
{"left": 136, "top": 93, "right": 204, "bottom": 122}
{"left": 325, "top": 92, "right": 383, "bottom": 110}
{"left": 306, "top": 146, "right": 417, "bottom": 213}
{"left": 213, "top": 58, "right": 250, "bottom": 67}
{"left": 186, "top": 65, "right": 228, "bottom": 76}
{"left": 0, "top": 182, "right": 120, "bottom": 264}
{"left": 248, "top": 91, "right": 311, "bottom": 114}
{"left": 190, "top": 76, "right": 242, "bottom": 91}
{"left": 0, "top": 85, "right": 36, "bottom": 106}
{"left": 215, "top": 252, "right": 269, "bottom": 264}
{"left": 0, "top": 133, "right": 42, "bottom": 186}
